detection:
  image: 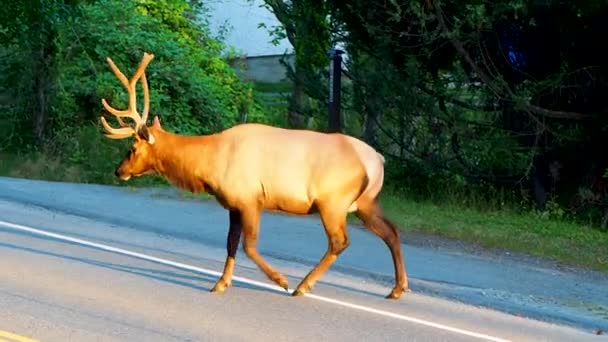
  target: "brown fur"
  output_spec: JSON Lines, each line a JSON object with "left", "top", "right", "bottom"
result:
{"left": 101, "top": 53, "right": 409, "bottom": 299}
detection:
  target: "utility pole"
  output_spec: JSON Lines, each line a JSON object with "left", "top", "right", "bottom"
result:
{"left": 327, "top": 47, "right": 344, "bottom": 133}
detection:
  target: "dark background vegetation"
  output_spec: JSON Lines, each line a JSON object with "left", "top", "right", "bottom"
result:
{"left": 1, "top": 0, "right": 607, "bottom": 270}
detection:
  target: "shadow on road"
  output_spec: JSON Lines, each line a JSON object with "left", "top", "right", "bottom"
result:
{"left": 0, "top": 227, "right": 396, "bottom": 300}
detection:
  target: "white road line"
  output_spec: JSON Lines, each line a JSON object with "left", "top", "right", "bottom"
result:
{"left": 0, "top": 219, "right": 510, "bottom": 342}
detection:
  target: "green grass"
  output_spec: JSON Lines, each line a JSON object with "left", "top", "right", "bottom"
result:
{"left": 378, "top": 189, "right": 608, "bottom": 273}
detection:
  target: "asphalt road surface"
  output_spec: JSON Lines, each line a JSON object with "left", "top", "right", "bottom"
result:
{"left": 0, "top": 176, "right": 607, "bottom": 342}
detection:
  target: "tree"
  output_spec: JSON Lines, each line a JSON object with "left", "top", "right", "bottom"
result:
{"left": 258, "top": 0, "right": 330, "bottom": 128}
{"left": 0, "top": 0, "right": 81, "bottom": 145}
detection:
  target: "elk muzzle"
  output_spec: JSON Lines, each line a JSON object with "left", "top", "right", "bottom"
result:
{"left": 114, "top": 165, "right": 132, "bottom": 181}
{"left": 114, "top": 159, "right": 133, "bottom": 181}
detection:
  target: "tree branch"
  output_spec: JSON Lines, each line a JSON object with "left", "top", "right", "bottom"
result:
{"left": 524, "top": 104, "right": 589, "bottom": 120}
{"left": 429, "top": 0, "right": 590, "bottom": 120}
{"left": 416, "top": 82, "right": 500, "bottom": 112}
{"left": 263, "top": 0, "right": 296, "bottom": 45}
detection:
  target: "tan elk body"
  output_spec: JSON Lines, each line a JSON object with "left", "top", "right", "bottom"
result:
{"left": 100, "top": 52, "right": 409, "bottom": 299}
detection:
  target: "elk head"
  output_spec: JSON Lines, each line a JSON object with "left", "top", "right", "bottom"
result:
{"left": 99, "top": 52, "right": 159, "bottom": 180}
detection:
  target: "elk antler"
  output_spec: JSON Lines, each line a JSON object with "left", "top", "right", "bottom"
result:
{"left": 100, "top": 52, "right": 154, "bottom": 139}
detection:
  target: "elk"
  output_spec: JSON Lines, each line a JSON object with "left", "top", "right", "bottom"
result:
{"left": 99, "top": 52, "right": 409, "bottom": 299}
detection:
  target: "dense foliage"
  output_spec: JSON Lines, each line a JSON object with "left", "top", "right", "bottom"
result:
{"left": 261, "top": 0, "right": 608, "bottom": 227}
{"left": 0, "top": 0, "right": 267, "bottom": 149}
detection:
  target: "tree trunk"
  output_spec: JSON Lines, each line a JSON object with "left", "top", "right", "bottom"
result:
{"left": 363, "top": 94, "right": 379, "bottom": 148}
{"left": 34, "top": 70, "right": 48, "bottom": 145}
{"left": 32, "top": 37, "right": 49, "bottom": 146}
{"left": 288, "top": 63, "right": 305, "bottom": 128}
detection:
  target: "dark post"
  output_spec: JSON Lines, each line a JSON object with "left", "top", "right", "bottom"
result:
{"left": 327, "top": 47, "right": 344, "bottom": 133}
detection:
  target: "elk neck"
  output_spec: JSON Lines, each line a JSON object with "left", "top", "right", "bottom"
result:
{"left": 148, "top": 127, "right": 219, "bottom": 194}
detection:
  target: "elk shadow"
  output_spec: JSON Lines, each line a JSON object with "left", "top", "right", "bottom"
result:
{"left": 1, "top": 227, "right": 394, "bottom": 299}
{"left": 0, "top": 229, "right": 276, "bottom": 296}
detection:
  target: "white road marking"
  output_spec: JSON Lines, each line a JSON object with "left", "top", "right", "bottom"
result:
{"left": 0, "top": 219, "right": 510, "bottom": 342}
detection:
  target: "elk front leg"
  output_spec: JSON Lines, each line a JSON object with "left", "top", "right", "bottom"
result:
{"left": 211, "top": 210, "right": 242, "bottom": 293}
{"left": 240, "top": 207, "right": 289, "bottom": 291}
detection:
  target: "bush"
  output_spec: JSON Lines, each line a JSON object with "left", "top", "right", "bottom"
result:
{"left": 51, "top": 0, "right": 267, "bottom": 137}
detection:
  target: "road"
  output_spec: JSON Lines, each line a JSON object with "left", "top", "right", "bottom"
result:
{"left": 0, "top": 176, "right": 607, "bottom": 341}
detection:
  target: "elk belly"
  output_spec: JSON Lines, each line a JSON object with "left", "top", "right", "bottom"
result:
{"left": 259, "top": 182, "right": 315, "bottom": 215}
{"left": 266, "top": 198, "right": 317, "bottom": 215}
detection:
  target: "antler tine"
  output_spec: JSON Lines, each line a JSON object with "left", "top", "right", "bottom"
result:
{"left": 140, "top": 72, "right": 150, "bottom": 125}
{"left": 130, "top": 53, "right": 154, "bottom": 87}
{"left": 101, "top": 98, "right": 142, "bottom": 126}
{"left": 106, "top": 57, "right": 130, "bottom": 90}
{"left": 129, "top": 52, "right": 154, "bottom": 125}
{"left": 100, "top": 116, "right": 135, "bottom": 139}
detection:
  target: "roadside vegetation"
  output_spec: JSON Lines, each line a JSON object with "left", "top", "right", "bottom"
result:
{"left": 1, "top": 0, "right": 607, "bottom": 273}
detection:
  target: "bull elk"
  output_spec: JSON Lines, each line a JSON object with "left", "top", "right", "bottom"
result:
{"left": 99, "top": 52, "right": 409, "bottom": 299}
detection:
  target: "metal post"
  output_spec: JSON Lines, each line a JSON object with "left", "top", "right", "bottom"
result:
{"left": 327, "top": 47, "right": 344, "bottom": 133}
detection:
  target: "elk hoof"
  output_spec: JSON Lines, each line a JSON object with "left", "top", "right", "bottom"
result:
{"left": 292, "top": 283, "right": 311, "bottom": 297}
{"left": 385, "top": 291, "right": 400, "bottom": 300}
{"left": 385, "top": 285, "right": 410, "bottom": 300}
{"left": 271, "top": 273, "right": 289, "bottom": 291}
{"left": 291, "top": 288, "right": 307, "bottom": 297}
{"left": 210, "top": 278, "right": 231, "bottom": 293}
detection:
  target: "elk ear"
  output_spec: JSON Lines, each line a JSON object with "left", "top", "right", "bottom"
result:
{"left": 153, "top": 115, "right": 162, "bottom": 128}
{"left": 137, "top": 126, "right": 155, "bottom": 145}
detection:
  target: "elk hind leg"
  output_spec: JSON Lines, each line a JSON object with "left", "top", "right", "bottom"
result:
{"left": 356, "top": 198, "right": 409, "bottom": 299}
